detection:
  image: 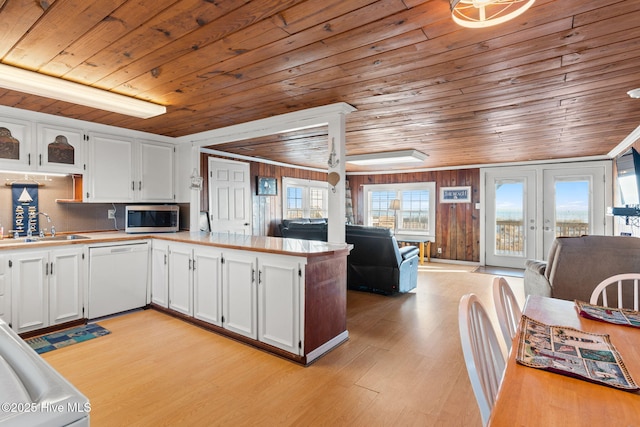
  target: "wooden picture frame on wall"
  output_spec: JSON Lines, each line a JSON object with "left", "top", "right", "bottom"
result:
{"left": 440, "top": 186, "right": 471, "bottom": 203}
{"left": 257, "top": 176, "right": 277, "bottom": 196}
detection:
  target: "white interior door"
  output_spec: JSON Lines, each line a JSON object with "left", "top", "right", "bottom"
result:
{"left": 485, "top": 169, "right": 537, "bottom": 268}
{"left": 208, "top": 158, "right": 251, "bottom": 234}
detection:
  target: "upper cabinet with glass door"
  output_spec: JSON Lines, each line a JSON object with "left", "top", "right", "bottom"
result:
{"left": 36, "top": 123, "right": 85, "bottom": 174}
{"left": 0, "top": 117, "right": 31, "bottom": 171}
{"left": 0, "top": 117, "right": 85, "bottom": 174}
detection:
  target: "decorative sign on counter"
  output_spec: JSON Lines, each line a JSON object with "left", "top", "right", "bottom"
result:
{"left": 12, "top": 183, "right": 39, "bottom": 236}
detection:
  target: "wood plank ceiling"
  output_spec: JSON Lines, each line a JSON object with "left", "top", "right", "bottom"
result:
{"left": 1, "top": 0, "right": 639, "bottom": 172}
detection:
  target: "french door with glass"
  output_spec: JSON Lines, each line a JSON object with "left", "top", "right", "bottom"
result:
{"left": 483, "top": 162, "right": 611, "bottom": 269}
{"left": 485, "top": 169, "right": 536, "bottom": 268}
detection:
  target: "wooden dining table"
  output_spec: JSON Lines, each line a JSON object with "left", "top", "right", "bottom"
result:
{"left": 489, "top": 295, "right": 640, "bottom": 426}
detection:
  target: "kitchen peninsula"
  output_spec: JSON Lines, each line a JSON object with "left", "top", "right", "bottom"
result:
{"left": 1, "top": 231, "right": 351, "bottom": 365}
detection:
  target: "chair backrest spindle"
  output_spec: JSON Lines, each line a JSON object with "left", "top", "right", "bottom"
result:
{"left": 492, "top": 277, "right": 522, "bottom": 353}
{"left": 590, "top": 273, "right": 640, "bottom": 310}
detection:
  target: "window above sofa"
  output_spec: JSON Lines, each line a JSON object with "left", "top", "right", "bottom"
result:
{"left": 283, "top": 177, "right": 328, "bottom": 219}
{"left": 363, "top": 182, "right": 436, "bottom": 237}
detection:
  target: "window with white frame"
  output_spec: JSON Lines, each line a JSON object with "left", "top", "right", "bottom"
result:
{"left": 363, "top": 182, "right": 436, "bottom": 237}
{"left": 282, "top": 177, "right": 329, "bottom": 219}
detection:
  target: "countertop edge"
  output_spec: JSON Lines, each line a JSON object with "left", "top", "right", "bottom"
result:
{"left": 0, "top": 231, "right": 352, "bottom": 258}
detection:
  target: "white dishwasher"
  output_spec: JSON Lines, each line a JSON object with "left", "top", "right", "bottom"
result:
{"left": 88, "top": 242, "right": 149, "bottom": 319}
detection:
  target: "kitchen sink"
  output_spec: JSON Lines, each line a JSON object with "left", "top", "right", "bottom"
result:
{"left": 1, "top": 234, "right": 92, "bottom": 243}
{"left": 39, "top": 234, "right": 90, "bottom": 241}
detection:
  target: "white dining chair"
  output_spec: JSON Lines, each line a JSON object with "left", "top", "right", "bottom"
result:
{"left": 590, "top": 273, "right": 640, "bottom": 310}
{"left": 492, "top": 276, "right": 522, "bottom": 352}
{"left": 458, "top": 293, "right": 506, "bottom": 426}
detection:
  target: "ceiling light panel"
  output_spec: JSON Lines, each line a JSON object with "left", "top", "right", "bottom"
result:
{"left": 0, "top": 64, "right": 166, "bottom": 119}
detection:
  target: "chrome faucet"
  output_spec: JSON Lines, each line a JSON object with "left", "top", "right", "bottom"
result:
{"left": 38, "top": 212, "right": 51, "bottom": 222}
{"left": 37, "top": 212, "right": 53, "bottom": 237}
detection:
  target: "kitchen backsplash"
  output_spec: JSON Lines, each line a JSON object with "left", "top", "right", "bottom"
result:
{"left": 0, "top": 173, "right": 189, "bottom": 236}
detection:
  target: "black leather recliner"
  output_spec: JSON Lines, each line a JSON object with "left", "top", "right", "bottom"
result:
{"left": 280, "top": 220, "right": 420, "bottom": 294}
{"left": 345, "top": 225, "right": 419, "bottom": 294}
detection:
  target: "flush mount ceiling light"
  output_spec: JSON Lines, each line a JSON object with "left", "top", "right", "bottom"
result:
{"left": 628, "top": 88, "right": 640, "bottom": 99}
{"left": 0, "top": 64, "right": 166, "bottom": 118}
{"left": 450, "top": 0, "right": 535, "bottom": 28}
{"left": 345, "top": 150, "right": 428, "bottom": 165}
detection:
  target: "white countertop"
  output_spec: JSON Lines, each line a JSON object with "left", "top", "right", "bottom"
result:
{"left": 0, "top": 230, "right": 352, "bottom": 258}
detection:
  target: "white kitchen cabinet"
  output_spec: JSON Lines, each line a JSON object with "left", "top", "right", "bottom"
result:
{"left": 11, "top": 249, "right": 51, "bottom": 333}
{"left": 168, "top": 243, "right": 193, "bottom": 316}
{"left": 257, "top": 254, "right": 302, "bottom": 355}
{"left": 158, "top": 243, "right": 302, "bottom": 352}
{"left": 0, "top": 253, "right": 9, "bottom": 325}
{"left": 151, "top": 240, "right": 170, "bottom": 308}
{"left": 11, "top": 246, "right": 84, "bottom": 334}
{"left": 49, "top": 247, "right": 85, "bottom": 325}
{"left": 138, "top": 140, "right": 174, "bottom": 201}
{"left": 85, "top": 133, "right": 174, "bottom": 202}
{"left": 222, "top": 250, "right": 257, "bottom": 339}
{"left": 36, "top": 123, "right": 85, "bottom": 174}
{"left": 0, "top": 116, "right": 32, "bottom": 171}
{"left": 148, "top": 237, "right": 348, "bottom": 363}
{"left": 193, "top": 246, "right": 223, "bottom": 326}
{"left": 0, "top": 117, "right": 86, "bottom": 174}
{"left": 165, "top": 243, "right": 223, "bottom": 323}
{"left": 85, "top": 133, "right": 135, "bottom": 202}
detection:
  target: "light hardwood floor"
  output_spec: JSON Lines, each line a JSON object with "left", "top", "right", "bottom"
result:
{"left": 43, "top": 264, "right": 525, "bottom": 427}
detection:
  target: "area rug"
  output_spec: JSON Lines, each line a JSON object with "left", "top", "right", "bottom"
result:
{"left": 472, "top": 266, "right": 524, "bottom": 278}
{"left": 25, "top": 323, "right": 110, "bottom": 354}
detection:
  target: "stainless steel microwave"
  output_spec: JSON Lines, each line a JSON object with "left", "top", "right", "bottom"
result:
{"left": 125, "top": 205, "right": 179, "bottom": 233}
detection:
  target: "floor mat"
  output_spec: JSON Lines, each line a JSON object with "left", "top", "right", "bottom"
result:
{"left": 25, "top": 323, "right": 110, "bottom": 354}
{"left": 473, "top": 266, "right": 524, "bottom": 278}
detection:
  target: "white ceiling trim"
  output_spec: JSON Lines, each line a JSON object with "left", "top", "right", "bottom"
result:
{"left": 180, "top": 102, "right": 356, "bottom": 147}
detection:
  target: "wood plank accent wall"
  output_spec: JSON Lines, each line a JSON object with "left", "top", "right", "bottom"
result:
{"left": 250, "top": 162, "right": 327, "bottom": 237}
{"left": 201, "top": 154, "right": 480, "bottom": 262}
{"left": 348, "top": 169, "right": 480, "bottom": 263}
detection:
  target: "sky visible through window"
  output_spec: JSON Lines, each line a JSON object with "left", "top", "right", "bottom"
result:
{"left": 496, "top": 180, "right": 589, "bottom": 222}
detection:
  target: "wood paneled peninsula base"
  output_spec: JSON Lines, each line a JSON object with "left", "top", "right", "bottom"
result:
{"left": 152, "top": 232, "right": 352, "bottom": 365}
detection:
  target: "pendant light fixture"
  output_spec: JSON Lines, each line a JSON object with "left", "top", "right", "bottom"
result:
{"left": 450, "top": 0, "right": 535, "bottom": 28}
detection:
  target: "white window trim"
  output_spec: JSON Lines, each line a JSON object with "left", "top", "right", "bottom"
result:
{"left": 363, "top": 182, "right": 436, "bottom": 239}
{"left": 282, "top": 177, "right": 329, "bottom": 219}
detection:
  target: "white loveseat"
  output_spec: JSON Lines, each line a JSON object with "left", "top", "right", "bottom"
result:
{"left": 0, "top": 320, "right": 89, "bottom": 426}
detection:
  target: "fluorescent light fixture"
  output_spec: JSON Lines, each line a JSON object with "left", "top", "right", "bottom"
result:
{"left": 0, "top": 64, "right": 166, "bottom": 118}
{"left": 0, "top": 170, "right": 69, "bottom": 177}
{"left": 628, "top": 88, "right": 640, "bottom": 99}
{"left": 450, "top": 0, "right": 535, "bottom": 28}
{"left": 346, "top": 150, "right": 428, "bottom": 165}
